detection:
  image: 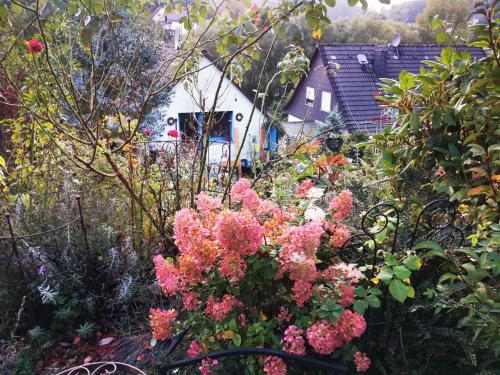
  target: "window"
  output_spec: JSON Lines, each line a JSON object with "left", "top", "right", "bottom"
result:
{"left": 306, "top": 87, "right": 315, "bottom": 106}
{"left": 208, "top": 112, "right": 232, "bottom": 141}
{"left": 178, "top": 111, "right": 232, "bottom": 142}
{"left": 321, "top": 91, "right": 331, "bottom": 112}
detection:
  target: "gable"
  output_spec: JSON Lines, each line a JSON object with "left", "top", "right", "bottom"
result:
{"left": 169, "top": 57, "right": 264, "bottom": 120}
{"left": 285, "top": 52, "right": 335, "bottom": 123}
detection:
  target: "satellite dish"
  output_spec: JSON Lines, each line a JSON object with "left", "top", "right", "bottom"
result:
{"left": 391, "top": 33, "right": 401, "bottom": 48}
{"left": 357, "top": 54, "right": 368, "bottom": 65}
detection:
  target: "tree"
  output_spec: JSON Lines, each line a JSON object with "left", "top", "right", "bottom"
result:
{"left": 416, "top": 0, "right": 472, "bottom": 43}
{"left": 376, "top": 0, "right": 499, "bottom": 357}
{"left": 316, "top": 105, "right": 344, "bottom": 134}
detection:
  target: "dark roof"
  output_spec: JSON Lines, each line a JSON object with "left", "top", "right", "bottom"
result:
{"left": 313, "top": 44, "right": 485, "bottom": 131}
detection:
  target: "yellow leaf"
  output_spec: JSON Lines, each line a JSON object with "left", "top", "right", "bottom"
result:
{"left": 467, "top": 186, "right": 486, "bottom": 197}
{"left": 403, "top": 278, "right": 411, "bottom": 284}
{"left": 371, "top": 277, "right": 379, "bottom": 285}
{"left": 221, "top": 330, "right": 234, "bottom": 339}
{"left": 260, "top": 311, "right": 267, "bottom": 321}
{"left": 416, "top": 259, "right": 422, "bottom": 270}
{"left": 408, "top": 286, "right": 415, "bottom": 298}
{"left": 312, "top": 28, "right": 322, "bottom": 40}
{"left": 491, "top": 175, "right": 500, "bottom": 183}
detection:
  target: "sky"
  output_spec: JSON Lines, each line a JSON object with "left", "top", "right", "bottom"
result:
{"left": 368, "top": 0, "right": 415, "bottom": 12}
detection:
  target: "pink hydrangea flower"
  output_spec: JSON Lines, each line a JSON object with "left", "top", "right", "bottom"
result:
{"left": 292, "top": 280, "right": 313, "bottom": 307}
{"left": 196, "top": 192, "right": 222, "bottom": 213}
{"left": 215, "top": 210, "right": 264, "bottom": 256}
{"left": 177, "top": 254, "right": 205, "bottom": 285}
{"left": 173, "top": 208, "right": 206, "bottom": 253}
{"left": 263, "top": 356, "right": 287, "bottom": 375}
{"left": 282, "top": 325, "right": 306, "bottom": 355}
{"left": 150, "top": 308, "right": 177, "bottom": 341}
{"left": 199, "top": 358, "right": 218, "bottom": 375}
{"left": 306, "top": 320, "right": 342, "bottom": 355}
{"left": 287, "top": 258, "right": 317, "bottom": 282}
{"left": 338, "top": 284, "right": 355, "bottom": 307}
{"left": 279, "top": 221, "right": 324, "bottom": 258}
{"left": 353, "top": 351, "right": 371, "bottom": 372}
{"left": 277, "top": 306, "right": 292, "bottom": 324}
{"left": 153, "top": 255, "right": 181, "bottom": 296}
{"left": 238, "top": 313, "right": 247, "bottom": 328}
{"left": 329, "top": 190, "right": 353, "bottom": 221}
{"left": 329, "top": 224, "right": 351, "bottom": 248}
{"left": 182, "top": 291, "right": 201, "bottom": 311}
{"left": 230, "top": 178, "right": 252, "bottom": 201}
{"left": 144, "top": 128, "right": 152, "bottom": 136}
{"left": 187, "top": 340, "right": 207, "bottom": 358}
{"left": 295, "top": 179, "right": 314, "bottom": 198}
{"left": 322, "top": 262, "right": 362, "bottom": 285}
{"left": 219, "top": 253, "right": 247, "bottom": 282}
{"left": 205, "top": 294, "right": 242, "bottom": 321}
{"left": 334, "top": 309, "right": 366, "bottom": 343}
{"left": 230, "top": 178, "right": 262, "bottom": 211}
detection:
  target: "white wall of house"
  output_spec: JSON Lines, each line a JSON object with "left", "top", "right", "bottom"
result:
{"left": 283, "top": 121, "right": 320, "bottom": 138}
{"left": 154, "top": 57, "right": 265, "bottom": 164}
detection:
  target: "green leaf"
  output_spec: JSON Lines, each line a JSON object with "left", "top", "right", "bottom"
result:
{"left": 384, "top": 252, "right": 397, "bottom": 266}
{"left": 377, "top": 267, "right": 393, "bottom": 283}
{"left": 232, "top": 333, "right": 242, "bottom": 347}
{"left": 403, "top": 256, "right": 422, "bottom": 271}
{"left": 414, "top": 240, "right": 443, "bottom": 252}
{"left": 436, "top": 32, "right": 449, "bottom": 43}
{"left": 352, "top": 300, "right": 368, "bottom": 314}
{"left": 389, "top": 279, "right": 409, "bottom": 303}
{"left": 366, "top": 294, "right": 381, "bottom": 308}
{"left": 393, "top": 266, "right": 411, "bottom": 280}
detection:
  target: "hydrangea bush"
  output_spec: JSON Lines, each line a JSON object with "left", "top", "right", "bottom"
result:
{"left": 151, "top": 178, "right": 378, "bottom": 374}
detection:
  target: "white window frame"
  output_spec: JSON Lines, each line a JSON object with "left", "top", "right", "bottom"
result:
{"left": 321, "top": 91, "right": 331, "bottom": 112}
{"left": 305, "top": 87, "right": 315, "bottom": 106}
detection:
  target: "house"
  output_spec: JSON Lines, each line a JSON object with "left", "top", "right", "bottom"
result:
{"left": 151, "top": 4, "right": 185, "bottom": 50}
{"left": 284, "top": 44, "right": 485, "bottom": 135}
{"left": 147, "top": 5, "right": 270, "bottom": 167}
{"left": 151, "top": 52, "right": 268, "bottom": 166}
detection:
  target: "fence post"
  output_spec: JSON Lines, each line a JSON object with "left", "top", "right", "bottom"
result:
{"left": 75, "top": 195, "right": 90, "bottom": 255}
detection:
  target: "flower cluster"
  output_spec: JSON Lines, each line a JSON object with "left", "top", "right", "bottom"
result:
{"left": 329, "top": 190, "right": 353, "bottom": 221}
{"left": 353, "top": 351, "right": 371, "bottom": 372}
{"left": 329, "top": 224, "right": 351, "bottom": 248}
{"left": 149, "top": 308, "right": 177, "bottom": 341}
{"left": 306, "top": 310, "right": 366, "bottom": 355}
{"left": 306, "top": 320, "right": 342, "bottom": 355}
{"left": 188, "top": 340, "right": 207, "bottom": 358}
{"left": 151, "top": 179, "right": 368, "bottom": 374}
{"left": 282, "top": 325, "right": 306, "bottom": 355}
{"left": 230, "top": 178, "right": 263, "bottom": 211}
{"left": 205, "top": 294, "right": 242, "bottom": 321}
{"left": 263, "top": 356, "right": 287, "bottom": 375}
{"left": 295, "top": 179, "right": 314, "bottom": 198}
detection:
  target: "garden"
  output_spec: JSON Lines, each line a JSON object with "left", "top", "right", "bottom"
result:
{"left": 0, "top": 0, "right": 498, "bottom": 374}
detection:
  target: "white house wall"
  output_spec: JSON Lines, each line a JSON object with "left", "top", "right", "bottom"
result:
{"left": 155, "top": 57, "right": 265, "bottom": 164}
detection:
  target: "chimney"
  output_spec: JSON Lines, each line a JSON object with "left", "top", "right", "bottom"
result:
{"left": 373, "top": 46, "right": 388, "bottom": 78}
